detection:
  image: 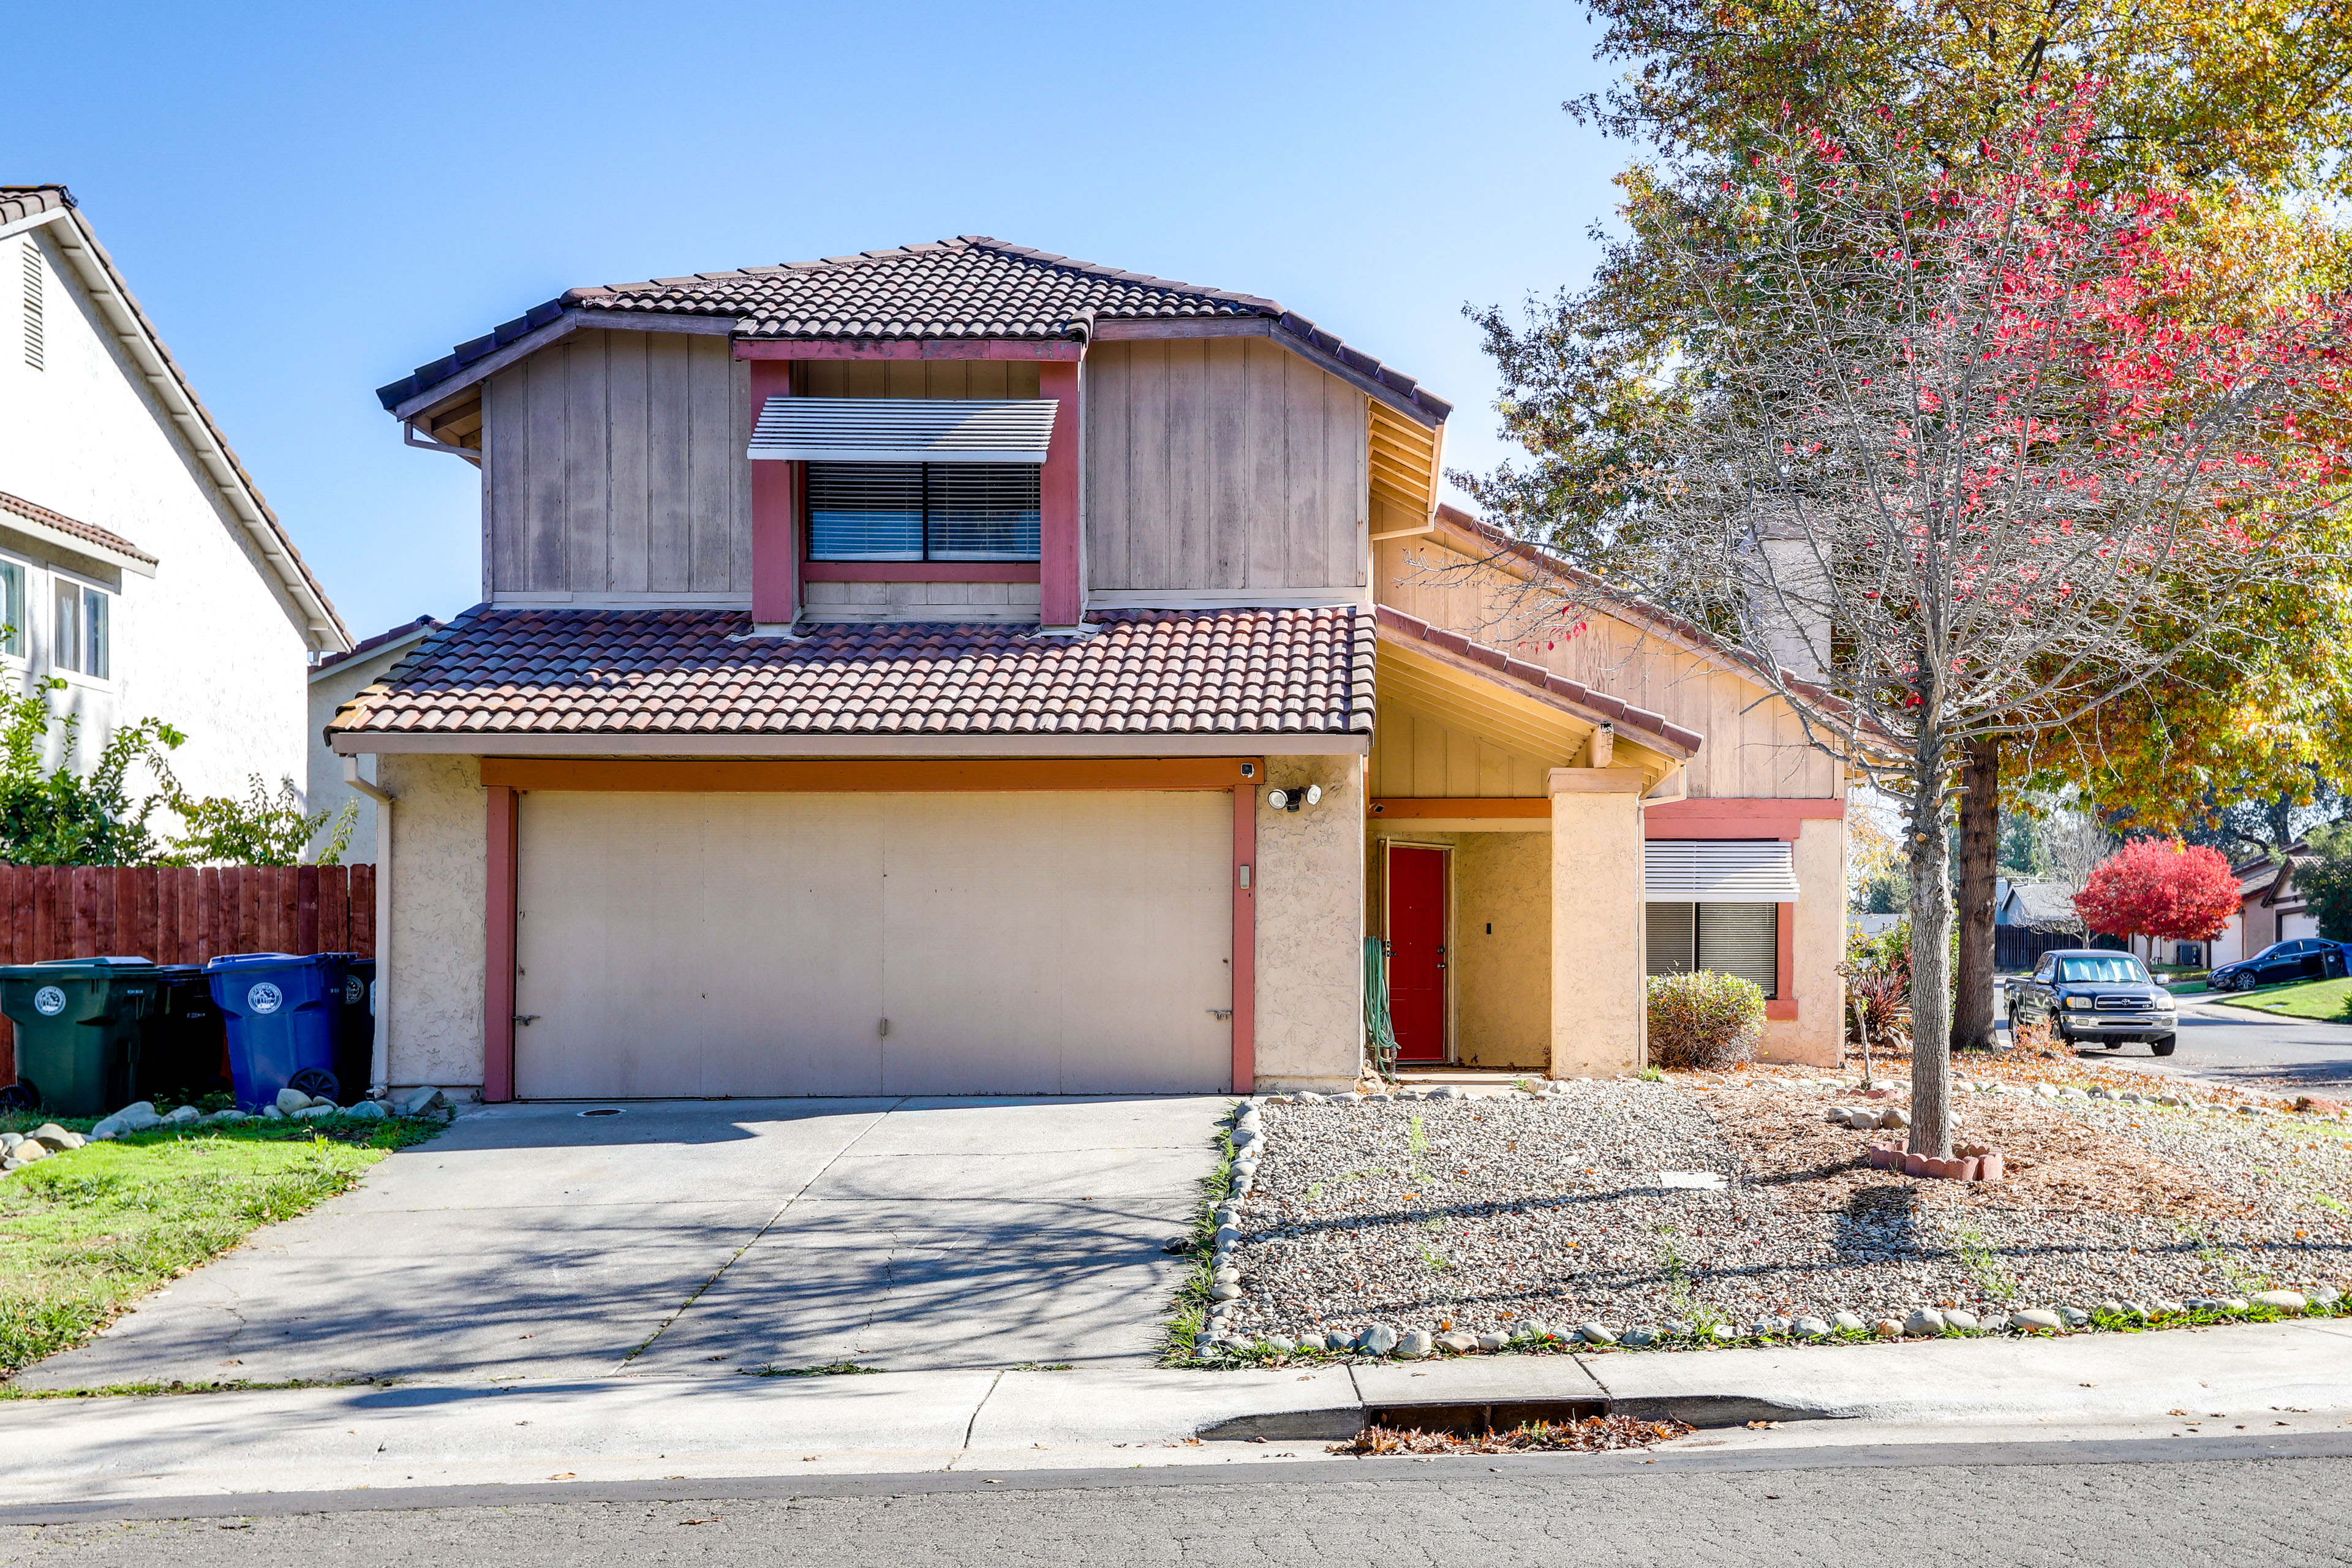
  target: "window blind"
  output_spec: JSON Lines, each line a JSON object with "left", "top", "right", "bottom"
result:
{"left": 1645, "top": 901, "right": 1778, "bottom": 997}
{"left": 807, "top": 463, "right": 1041, "bottom": 563}
{"left": 1643, "top": 839, "right": 1798, "bottom": 902}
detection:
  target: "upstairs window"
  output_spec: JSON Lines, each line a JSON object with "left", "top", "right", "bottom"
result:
{"left": 0, "top": 560, "right": 24, "bottom": 658}
{"left": 52, "top": 578, "right": 108, "bottom": 679}
{"left": 807, "top": 462, "right": 1040, "bottom": 564}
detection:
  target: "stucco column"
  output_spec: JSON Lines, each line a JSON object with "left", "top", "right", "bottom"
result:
{"left": 1548, "top": 767, "right": 1649, "bottom": 1077}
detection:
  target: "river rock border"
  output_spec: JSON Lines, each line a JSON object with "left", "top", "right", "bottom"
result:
{"left": 1183, "top": 1085, "right": 2352, "bottom": 1365}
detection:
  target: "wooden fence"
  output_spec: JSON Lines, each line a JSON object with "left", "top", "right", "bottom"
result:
{"left": 0, "top": 864, "right": 375, "bottom": 1084}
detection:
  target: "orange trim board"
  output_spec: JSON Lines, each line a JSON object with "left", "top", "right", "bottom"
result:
{"left": 478, "top": 758, "right": 1262, "bottom": 793}
{"left": 1368, "top": 798, "right": 1550, "bottom": 819}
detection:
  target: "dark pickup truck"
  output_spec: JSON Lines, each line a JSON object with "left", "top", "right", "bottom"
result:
{"left": 2008, "top": 949, "right": 2177, "bottom": 1057}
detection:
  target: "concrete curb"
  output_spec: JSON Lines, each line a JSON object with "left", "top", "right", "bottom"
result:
{"left": 2, "top": 1320, "right": 2349, "bottom": 1505}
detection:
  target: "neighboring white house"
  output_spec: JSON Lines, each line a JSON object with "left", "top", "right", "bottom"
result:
{"left": 306, "top": 616, "right": 439, "bottom": 859}
{"left": 0, "top": 185, "right": 347, "bottom": 810}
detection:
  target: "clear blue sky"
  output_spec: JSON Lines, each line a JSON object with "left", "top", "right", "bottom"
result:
{"left": 15, "top": 1, "right": 1634, "bottom": 642}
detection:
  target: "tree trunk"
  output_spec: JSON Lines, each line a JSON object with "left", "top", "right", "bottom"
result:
{"left": 1952, "top": 738, "right": 1999, "bottom": 1055}
{"left": 1907, "top": 730, "right": 1954, "bottom": 1159}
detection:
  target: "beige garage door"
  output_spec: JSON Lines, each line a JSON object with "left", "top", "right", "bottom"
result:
{"left": 513, "top": 791, "right": 1234, "bottom": 1098}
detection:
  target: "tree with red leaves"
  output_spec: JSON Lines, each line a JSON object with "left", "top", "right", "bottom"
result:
{"left": 2072, "top": 839, "right": 2243, "bottom": 960}
{"left": 1464, "top": 85, "right": 2352, "bottom": 1159}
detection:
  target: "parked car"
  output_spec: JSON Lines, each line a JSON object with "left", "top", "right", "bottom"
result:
{"left": 2008, "top": 949, "right": 2177, "bottom": 1056}
{"left": 2207, "top": 938, "right": 2350, "bottom": 993}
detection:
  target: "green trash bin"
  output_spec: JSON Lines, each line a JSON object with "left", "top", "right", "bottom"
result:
{"left": 0, "top": 957, "right": 162, "bottom": 1117}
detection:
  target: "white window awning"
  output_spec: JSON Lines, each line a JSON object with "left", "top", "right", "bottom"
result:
{"left": 1644, "top": 839, "right": 1798, "bottom": 903}
{"left": 747, "top": 398, "right": 1058, "bottom": 464}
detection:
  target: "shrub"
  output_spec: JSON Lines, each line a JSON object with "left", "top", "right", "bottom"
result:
{"left": 1647, "top": 970, "right": 1767, "bottom": 1070}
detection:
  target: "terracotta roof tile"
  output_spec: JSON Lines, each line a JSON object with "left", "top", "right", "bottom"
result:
{"left": 0, "top": 489, "right": 156, "bottom": 565}
{"left": 332, "top": 606, "right": 1375, "bottom": 741}
{"left": 377, "top": 238, "right": 1449, "bottom": 424}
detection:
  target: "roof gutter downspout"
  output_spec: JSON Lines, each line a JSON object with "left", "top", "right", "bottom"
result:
{"left": 342, "top": 755, "right": 396, "bottom": 1095}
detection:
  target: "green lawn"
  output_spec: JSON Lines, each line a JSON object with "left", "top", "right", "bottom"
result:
{"left": 0, "top": 1114, "right": 442, "bottom": 1384}
{"left": 2209, "top": 974, "right": 2352, "bottom": 1021}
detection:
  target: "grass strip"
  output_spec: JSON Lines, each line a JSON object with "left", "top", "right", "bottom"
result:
{"left": 0, "top": 1115, "right": 443, "bottom": 1379}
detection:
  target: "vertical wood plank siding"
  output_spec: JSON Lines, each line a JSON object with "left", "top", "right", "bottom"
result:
{"left": 484, "top": 331, "right": 754, "bottom": 598}
{"left": 1084, "top": 339, "right": 1367, "bottom": 593}
{"left": 0, "top": 865, "right": 379, "bottom": 1084}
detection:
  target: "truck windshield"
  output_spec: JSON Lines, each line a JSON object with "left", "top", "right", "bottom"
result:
{"left": 2056, "top": 957, "right": 2149, "bottom": 984}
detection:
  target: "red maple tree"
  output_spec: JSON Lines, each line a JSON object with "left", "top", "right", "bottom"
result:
{"left": 2072, "top": 839, "right": 2241, "bottom": 957}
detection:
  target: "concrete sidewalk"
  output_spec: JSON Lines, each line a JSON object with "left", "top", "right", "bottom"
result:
{"left": 6, "top": 1320, "right": 2351, "bottom": 1506}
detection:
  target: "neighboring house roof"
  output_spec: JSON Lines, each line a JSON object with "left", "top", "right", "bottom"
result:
{"left": 312, "top": 614, "right": 443, "bottom": 678}
{"left": 0, "top": 488, "right": 156, "bottom": 566}
{"left": 2258, "top": 850, "right": 2315, "bottom": 910}
{"left": 0, "top": 186, "right": 349, "bottom": 650}
{"left": 1999, "top": 880, "right": 2082, "bottom": 930}
{"left": 330, "top": 605, "right": 1374, "bottom": 741}
{"left": 1372, "top": 605, "right": 1702, "bottom": 757}
{"left": 375, "top": 238, "right": 1450, "bottom": 427}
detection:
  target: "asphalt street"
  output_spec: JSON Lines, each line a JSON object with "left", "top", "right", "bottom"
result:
{"left": 1995, "top": 979, "right": 2352, "bottom": 1092}
{"left": 6, "top": 1444, "right": 2350, "bottom": 1567}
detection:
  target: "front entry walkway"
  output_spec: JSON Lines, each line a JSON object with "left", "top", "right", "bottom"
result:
{"left": 17, "top": 1098, "right": 1225, "bottom": 1391}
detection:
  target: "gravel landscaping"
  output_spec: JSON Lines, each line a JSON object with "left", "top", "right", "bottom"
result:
{"left": 1194, "top": 1074, "right": 2352, "bottom": 1359}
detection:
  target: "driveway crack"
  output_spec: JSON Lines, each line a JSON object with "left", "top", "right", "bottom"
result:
{"left": 611, "top": 1099, "right": 908, "bottom": 1372}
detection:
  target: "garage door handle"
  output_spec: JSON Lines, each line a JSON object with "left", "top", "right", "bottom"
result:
{"left": 1208, "top": 1009, "right": 1234, "bottom": 1020}
{"left": 514, "top": 1014, "right": 541, "bottom": 1027}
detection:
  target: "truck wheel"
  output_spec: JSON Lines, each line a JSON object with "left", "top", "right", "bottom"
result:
{"left": 2151, "top": 1037, "right": 2177, "bottom": 1057}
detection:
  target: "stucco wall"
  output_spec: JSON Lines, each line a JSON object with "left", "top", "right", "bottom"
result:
{"left": 1551, "top": 784, "right": 1646, "bottom": 1076}
{"left": 1254, "top": 753, "right": 1363, "bottom": 1090}
{"left": 1452, "top": 832, "right": 1550, "bottom": 1068}
{"left": 380, "top": 752, "right": 486, "bottom": 1092}
{"left": 0, "top": 225, "right": 312, "bottom": 804}
{"left": 1759, "top": 815, "right": 1847, "bottom": 1068}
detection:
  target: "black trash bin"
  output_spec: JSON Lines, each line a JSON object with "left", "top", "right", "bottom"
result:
{"left": 2326, "top": 945, "right": 2348, "bottom": 981}
{"left": 140, "top": 965, "right": 230, "bottom": 1106}
{"left": 333, "top": 959, "right": 375, "bottom": 1102}
{"left": 0, "top": 958, "right": 160, "bottom": 1117}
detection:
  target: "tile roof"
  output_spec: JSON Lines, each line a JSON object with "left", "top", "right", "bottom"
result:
{"left": 1373, "top": 605, "right": 1703, "bottom": 756}
{"left": 0, "top": 186, "right": 74, "bottom": 227}
{"left": 0, "top": 489, "right": 156, "bottom": 565}
{"left": 312, "top": 614, "right": 443, "bottom": 675}
{"left": 331, "top": 605, "right": 1374, "bottom": 740}
{"left": 377, "top": 238, "right": 1450, "bottom": 423}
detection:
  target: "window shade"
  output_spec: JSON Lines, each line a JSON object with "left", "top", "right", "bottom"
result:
{"left": 749, "top": 398, "right": 1057, "bottom": 464}
{"left": 1697, "top": 902, "right": 1777, "bottom": 993}
{"left": 1643, "top": 839, "right": 1798, "bottom": 902}
{"left": 1645, "top": 902, "right": 1778, "bottom": 997}
{"left": 807, "top": 463, "right": 1041, "bottom": 563}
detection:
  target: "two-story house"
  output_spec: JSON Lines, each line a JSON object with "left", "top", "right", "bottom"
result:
{"left": 335, "top": 238, "right": 1850, "bottom": 1101}
{"left": 0, "top": 186, "right": 348, "bottom": 804}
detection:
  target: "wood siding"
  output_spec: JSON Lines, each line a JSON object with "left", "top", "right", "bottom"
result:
{"left": 1375, "top": 535, "right": 1841, "bottom": 799}
{"left": 1370, "top": 707, "right": 1556, "bottom": 797}
{"left": 1084, "top": 338, "right": 1367, "bottom": 594}
{"left": 794, "top": 361, "right": 1042, "bottom": 399}
{"left": 483, "top": 330, "right": 751, "bottom": 597}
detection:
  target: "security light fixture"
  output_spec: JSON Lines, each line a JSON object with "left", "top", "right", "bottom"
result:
{"left": 1267, "top": 785, "right": 1323, "bottom": 813}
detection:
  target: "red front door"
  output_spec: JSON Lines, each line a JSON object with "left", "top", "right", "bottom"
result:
{"left": 1387, "top": 845, "right": 1447, "bottom": 1063}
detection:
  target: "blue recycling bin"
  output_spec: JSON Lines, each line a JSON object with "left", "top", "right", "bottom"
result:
{"left": 206, "top": 952, "right": 355, "bottom": 1112}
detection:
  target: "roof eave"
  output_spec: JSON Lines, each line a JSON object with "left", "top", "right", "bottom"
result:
{"left": 2, "top": 197, "right": 350, "bottom": 652}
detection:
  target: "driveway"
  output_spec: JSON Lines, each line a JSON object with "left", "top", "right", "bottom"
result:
{"left": 17, "top": 1097, "right": 1224, "bottom": 1392}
